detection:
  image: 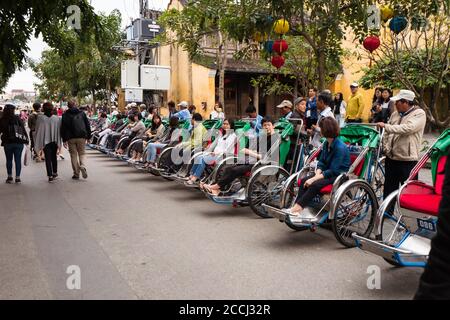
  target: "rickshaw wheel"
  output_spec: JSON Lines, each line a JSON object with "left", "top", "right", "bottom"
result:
{"left": 332, "top": 181, "right": 378, "bottom": 248}
{"left": 248, "top": 166, "right": 290, "bottom": 218}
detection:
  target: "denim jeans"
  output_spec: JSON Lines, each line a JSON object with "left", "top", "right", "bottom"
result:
{"left": 4, "top": 143, "right": 24, "bottom": 177}
{"left": 146, "top": 143, "right": 167, "bottom": 162}
{"left": 191, "top": 154, "right": 217, "bottom": 178}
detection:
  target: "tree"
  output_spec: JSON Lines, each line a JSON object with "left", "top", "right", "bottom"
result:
{"left": 354, "top": 1, "right": 450, "bottom": 130}
{"left": 30, "top": 11, "right": 123, "bottom": 107}
{"left": 158, "top": 0, "right": 243, "bottom": 110}
{"left": 0, "top": 0, "right": 101, "bottom": 91}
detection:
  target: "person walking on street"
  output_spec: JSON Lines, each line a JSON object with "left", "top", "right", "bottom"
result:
{"left": 376, "top": 89, "right": 426, "bottom": 199}
{"left": 35, "top": 102, "right": 62, "bottom": 182}
{"left": 0, "top": 104, "right": 29, "bottom": 183}
{"left": 28, "top": 102, "right": 43, "bottom": 161}
{"left": 346, "top": 83, "right": 365, "bottom": 123}
{"left": 61, "top": 100, "right": 91, "bottom": 180}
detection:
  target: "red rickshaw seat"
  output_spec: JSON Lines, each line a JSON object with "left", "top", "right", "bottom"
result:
{"left": 398, "top": 154, "right": 447, "bottom": 216}
{"left": 399, "top": 193, "right": 441, "bottom": 216}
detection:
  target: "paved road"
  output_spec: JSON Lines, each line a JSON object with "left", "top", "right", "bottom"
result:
{"left": 0, "top": 147, "right": 424, "bottom": 299}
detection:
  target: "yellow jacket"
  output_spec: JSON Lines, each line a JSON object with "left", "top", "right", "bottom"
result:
{"left": 346, "top": 93, "right": 365, "bottom": 120}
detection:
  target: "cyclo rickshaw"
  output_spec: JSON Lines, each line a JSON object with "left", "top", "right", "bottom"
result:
{"left": 202, "top": 118, "right": 305, "bottom": 210}
{"left": 353, "top": 128, "right": 450, "bottom": 266}
{"left": 171, "top": 119, "right": 253, "bottom": 187}
{"left": 148, "top": 119, "right": 222, "bottom": 179}
{"left": 262, "top": 124, "right": 385, "bottom": 248}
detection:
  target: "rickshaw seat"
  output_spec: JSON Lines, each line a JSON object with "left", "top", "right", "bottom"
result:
{"left": 435, "top": 155, "right": 447, "bottom": 195}
{"left": 400, "top": 193, "right": 441, "bottom": 216}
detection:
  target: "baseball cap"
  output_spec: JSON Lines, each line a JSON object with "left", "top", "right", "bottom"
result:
{"left": 178, "top": 101, "right": 189, "bottom": 108}
{"left": 293, "top": 97, "right": 306, "bottom": 105}
{"left": 390, "top": 89, "right": 415, "bottom": 102}
{"left": 350, "top": 82, "right": 359, "bottom": 88}
{"left": 276, "top": 100, "right": 293, "bottom": 109}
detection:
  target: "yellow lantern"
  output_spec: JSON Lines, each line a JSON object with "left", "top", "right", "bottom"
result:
{"left": 380, "top": 5, "right": 394, "bottom": 22}
{"left": 273, "top": 18, "right": 290, "bottom": 35}
{"left": 253, "top": 31, "right": 268, "bottom": 43}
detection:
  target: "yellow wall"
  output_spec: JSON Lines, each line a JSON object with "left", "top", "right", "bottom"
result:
{"left": 157, "top": 0, "right": 216, "bottom": 119}
{"left": 329, "top": 32, "right": 376, "bottom": 122}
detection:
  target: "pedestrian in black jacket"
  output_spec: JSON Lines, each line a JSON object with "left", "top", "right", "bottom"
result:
{"left": 60, "top": 100, "right": 91, "bottom": 180}
{"left": 0, "top": 104, "right": 29, "bottom": 183}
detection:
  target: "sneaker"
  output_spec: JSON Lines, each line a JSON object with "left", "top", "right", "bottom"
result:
{"left": 5, "top": 177, "right": 13, "bottom": 184}
{"left": 15, "top": 178, "right": 21, "bottom": 184}
{"left": 48, "top": 177, "right": 54, "bottom": 183}
{"left": 80, "top": 167, "right": 88, "bottom": 179}
{"left": 52, "top": 173, "right": 58, "bottom": 179}
{"left": 72, "top": 175, "right": 80, "bottom": 180}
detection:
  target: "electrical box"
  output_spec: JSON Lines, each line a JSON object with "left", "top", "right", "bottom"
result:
{"left": 121, "top": 60, "right": 139, "bottom": 88}
{"left": 125, "top": 25, "right": 135, "bottom": 41}
{"left": 124, "top": 88, "right": 143, "bottom": 102}
{"left": 140, "top": 65, "right": 171, "bottom": 90}
{"left": 132, "top": 18, "right": 161, "bottom": 41}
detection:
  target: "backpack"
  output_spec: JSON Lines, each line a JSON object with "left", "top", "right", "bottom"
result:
{"left": 9, "top": 117, "right": 29, "bottom": 144}
{"left": 71, "top": 112, "right": 88, "bottom": 138}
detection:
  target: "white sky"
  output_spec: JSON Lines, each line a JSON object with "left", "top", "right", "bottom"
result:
{"left": 4, "top": 0, "right": 169, "bottom": 93}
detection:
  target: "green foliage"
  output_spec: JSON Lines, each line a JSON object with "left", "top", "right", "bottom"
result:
{"left": 359, "top": 47, "right": 450, "bottom": 90}
{"left": 29, "top": 11, "right": 123, "bottom": 102}
{"left": 0, "top": 0, "right": 101, "bottom": 90}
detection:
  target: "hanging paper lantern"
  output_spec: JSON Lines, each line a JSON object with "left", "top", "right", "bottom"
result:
{"left": 273, "top": 18, "right": 290, "bottom": 35}
{"left": 380, "top": 5, "right": 394, "bottom": 22}
{"left": 271, "top": 55, "right": 285, "bottom": 69}
{"left": 264, "top": 40, "right": 274, "bottom": 53}
{"left": 363, "top": 35, "right": 380, "bottom": 53}
{"left": 272, "top": 39, "right": 289, "bottom": 54}
{"left": 389, "top": 16, "right": 408, "bottom": 34}
{"left": 253, "top": 31, "right": 268, "bottom": 43}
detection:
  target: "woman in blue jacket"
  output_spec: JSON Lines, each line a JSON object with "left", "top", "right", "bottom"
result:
{"left": 287, "top": 117, "right": 350, "bottom": 216}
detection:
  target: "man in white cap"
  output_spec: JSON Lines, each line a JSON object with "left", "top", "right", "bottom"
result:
{"left": 377, "top": 89, "right": 426, "bottom": 199}
{"left": 174, "top": 101, "right": 191, "bottom": 121}
{"left": 346, "top": 82, "right": 365, "bottom": 123}
{"left": 276, "top": 100, "right": 293, "bottom": 120}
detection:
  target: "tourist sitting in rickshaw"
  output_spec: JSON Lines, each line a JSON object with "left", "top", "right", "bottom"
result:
{"left": 115, "top": 112, "right": 146, "bottom": 155}
{"left": 127, "top": 114, "right": 165, "bottom": 164}
{"left": 202, "top": 116, "right": 278, "bottom": 196}
{"left": 142, "top": 116, "right": 179, "bottom": 168}
{"left": 184, "top": 117, "right": 237, "bottom": 186}
{"left": 285, "top": 117, "right": 350, "bottom": 216}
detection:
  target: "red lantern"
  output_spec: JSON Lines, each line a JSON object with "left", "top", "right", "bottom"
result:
{"left": 272, "top": 39, "right": 288, "bottom": 54}
{"left": 363, "top": 35, "right": 380, "bottom": 53}
{"left": 271, "top": 55, "right": 285, "bottom": 69}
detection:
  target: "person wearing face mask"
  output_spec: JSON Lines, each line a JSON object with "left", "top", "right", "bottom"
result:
{"left": 376, "top": 89, "right": 426, "bottom": 199}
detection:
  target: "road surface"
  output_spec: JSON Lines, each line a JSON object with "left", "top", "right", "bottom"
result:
{"left": 0, "top": 147, "right": 425, "bottom": 299}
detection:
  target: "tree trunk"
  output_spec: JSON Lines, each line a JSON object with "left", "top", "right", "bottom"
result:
{"left": 106, "top": 78, "right": 111, "bottom": 114}
{"left": 293, "top": 77, "right": 299, "bottom": 98}
{"left": 217, "top": 30, "right": 228, "bottom": 113}
{"left": 316, "top": 48, "right": 326, "bottom": 91}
